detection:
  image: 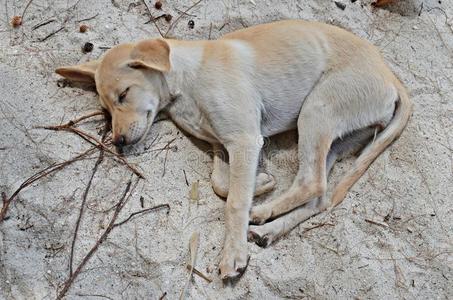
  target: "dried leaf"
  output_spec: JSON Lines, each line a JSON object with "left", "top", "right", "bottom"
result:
{"left": 179, "top": 231, "right": 200, "bottom": 300}
{"left": 189, "top": 180, "right": 199, "bottom": 202}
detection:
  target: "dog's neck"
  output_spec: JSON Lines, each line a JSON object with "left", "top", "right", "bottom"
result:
{"left": 162, "top": 40, "right": 204, "bottom": 103}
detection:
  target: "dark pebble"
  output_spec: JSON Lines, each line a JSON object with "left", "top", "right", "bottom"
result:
{"left": 335, "top": 1, "right": 346, "bottom": 10}
{"left": 82, "top": 42, "right": 94, "bottom": 53}
{"left": 154, "top": 1, "right": 162, "bottom": 9}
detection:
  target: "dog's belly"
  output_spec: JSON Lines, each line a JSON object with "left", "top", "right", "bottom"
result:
{"left": 258, "top": 75, "right": 317, "bottom": 137}
{"left": 261, "top": 98, "right": 302, "bottom": 136}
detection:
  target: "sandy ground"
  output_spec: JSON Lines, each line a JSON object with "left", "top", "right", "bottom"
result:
{"left": 0, "top": 0, "right": 452, "bottom": 299}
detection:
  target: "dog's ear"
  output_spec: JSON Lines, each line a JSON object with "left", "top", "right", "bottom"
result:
{"left": 127, "top": 39, "right": 170, "bottom": 72}
{"left": 55, "top": 60, "right": 100, "bottom": 83}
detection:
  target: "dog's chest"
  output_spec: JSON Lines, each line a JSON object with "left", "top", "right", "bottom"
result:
{"left": 166, "top": 95, "right": 218, "bottom": 143}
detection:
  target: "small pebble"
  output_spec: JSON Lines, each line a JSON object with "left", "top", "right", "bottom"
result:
{"left": 188, "top": 20, "right": 195, "bottom": 29}
{"left": 164, "top": 14, "right": 172, "bottom": 22}
{"left": 79, "top": 24, "right": 88, "bottom": 33}
{"left": 11, "top": 16, "right": 22, "bottom": 27}
{"left": 155, "top": 1, "right": 162, "bottom": 9}
{"left": 82, "top": 42, "right": 94, "bottom": 53}
{"left": 335, "top": 1, "right": 346, "bottom": 10}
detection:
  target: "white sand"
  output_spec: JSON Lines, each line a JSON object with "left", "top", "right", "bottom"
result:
{"left": 0, "top": 0, "right": 452, "bottom": 299}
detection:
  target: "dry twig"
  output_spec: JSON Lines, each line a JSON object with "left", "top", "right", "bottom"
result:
{"left": 113, "top": 204, "right": 170, "bottom": 227}
{"left": 76, "top": 13, "right": 99, "bottom": 23}
{"left": 36, "top": 112, "right": 144, "bottom": 178}
{"left": 142, "top": 0, "right": 164, "bottom": 37}
{"left": 186, "top": 264, "right": 212, "bottom": 283}
{"left": 164, "top": 0, "right": 203, "bottom": 37}
{"left": 38, "top": 26, "right": 65, "bottom": 42}
{"left": 365, "top": 218, "right": 390, "bottom": 228}
{"left": 180, "top": 232, "right": 200, "bottom": 299}
{"left": 32, "top": 19, "right": 56, "bottom": 31}
{"left": 0, "top": 147, "right": 97, "bottom": 222}
{"left": 69, "top": 151, "right": 104, "bottom": 275}
{"left": 57, "top": 179, "right": 136, "bottom": 299}
{"left": 21, "top": 0, "right": 34, "bottom": 20}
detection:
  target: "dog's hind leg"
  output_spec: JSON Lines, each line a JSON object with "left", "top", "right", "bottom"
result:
{"left": 248, "top": 127, "right": 377, "bottom": 247}
{"left": 250, "top": 64, "right": 398, "bottom": 225}
{"left": 211, "top": 144, "right": 276, "bottom": 198}
{"left": 250, "top": 106, "right": 334, "bottom": 225}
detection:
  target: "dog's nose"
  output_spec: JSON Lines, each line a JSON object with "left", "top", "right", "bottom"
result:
{"left": 112, "top": 135, "right": 126, "bottom": 147}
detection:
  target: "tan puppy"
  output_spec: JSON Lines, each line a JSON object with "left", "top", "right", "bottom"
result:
{"left": 56, "top": 20, "right": 412, "bottom": 282}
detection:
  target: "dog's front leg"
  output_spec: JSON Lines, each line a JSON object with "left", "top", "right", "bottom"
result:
{"left": 220, "top": 135, "right": 261, "bottom": 281}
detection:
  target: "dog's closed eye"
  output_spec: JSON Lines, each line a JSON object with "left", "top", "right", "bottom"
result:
{"left": 119, "top": 87, "right": 129, "bottom": 103}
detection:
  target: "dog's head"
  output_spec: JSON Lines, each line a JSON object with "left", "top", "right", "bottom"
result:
{"left": 56, "top": 39, "right": 171, "bottom": 147}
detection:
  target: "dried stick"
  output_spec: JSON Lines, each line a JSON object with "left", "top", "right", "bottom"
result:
{"left": 153, "top": 138, "right": 177, "bottom": 157}
{"left": 113, "top": 204, "right": 170, "bottom": 227}
{"left": 36, "top": 113, "right": 144, "bottom": 178}
{"left": 186, "top": 264, "right": 212, "bottom": 283}
{"left": 55, "top": 111, "right": 105, "bottom": 128}
{"left": 21, "top": 0, "right": 34, "bottom": 20}
{"left": 70, "top": 127, "right": 144, "bottom": 178}
{"left": 69, "top": 151, "right": 104, "bottom": 275}
{"left": 38, "top": 26, "right": 65, "bottom": 42}
{"left": 365, "top": 218, "right": 390, "bottom": 228}
{"left": 142, "top": 0, "right": 164, "bottom": 37}
{"left": 56, "top": 179, "right": 136, "bottom": 300}
{"left": 164, "top": 0, "right": 203, "bottom": 38}
{"left": 32, "top": 19, "right": 55, "bottom": 31}
{"left": 180, "top": 232, "right": 199, "bottom": 299}
{"left": 76, "top": 13, "right": 99, "bottom": 23}
{"left": 0, "top": 147, "right": 97, "bottom": 222}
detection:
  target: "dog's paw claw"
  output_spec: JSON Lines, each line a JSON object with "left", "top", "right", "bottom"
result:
{"left": 248, "top": 227, "right": 272, "bottom": 248}
{"left": 220, "top": 246, "right": 250, "bottom": 284}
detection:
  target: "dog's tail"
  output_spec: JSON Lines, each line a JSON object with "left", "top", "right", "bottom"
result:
{"left": 330, "top": 79, "right": 413, "bottom": 207}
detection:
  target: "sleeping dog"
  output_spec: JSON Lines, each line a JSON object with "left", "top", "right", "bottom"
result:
{"left": 56, "top": 20, "right": 412, "bottom": 282}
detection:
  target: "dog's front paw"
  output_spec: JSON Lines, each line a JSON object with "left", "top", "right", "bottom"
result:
{"left": 250, "top": 205, "right": 272, "bottom": 225}
{"left": 219, "top": 241, "right": 250, "bottom": 283}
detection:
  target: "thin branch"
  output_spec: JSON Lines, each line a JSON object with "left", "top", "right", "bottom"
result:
{"left": 0, "top": 147, "right": 97, "bottom": 222}
{"left": 153, "top": 138, "right": 177, "bottom": 157}
{"left": 113, "top": 204, "right": 170, "bottom": 227}
{"left": 142, "top": 0, "right": 164, "bottom": 38}
{"left": 69, "top": 151, "right": 104, "bottom": 275}
{"left": 76, "top": 13, "right": 99, "bottom": 23}
{"left": 38, "top": 26, "right": 64, "bottom": 42}
{"left": 174, "top": 7, "right": 197, "bottom": 17}
{"left": 57, "top": 179, "right": 136, "bottom": 300}
{"left": 36, "top": 123, "right": 144, "bottom": 179}
{"left": 32, "top": 19, "right": 56, "bottom": 31}
{"left": 21, "top": 0, "right": 34, "bottom": 19}
{"left": 186, "top": 264, "right": 212, "bottom": 283}
{"left": 365, "top": 218, "right": 390, "bottom": 228}
{"left": 164, "top": 0, "right": 203, "bottom": 38}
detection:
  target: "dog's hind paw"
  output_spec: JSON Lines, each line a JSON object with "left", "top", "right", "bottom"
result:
{"left": 248, "top": 225, "right": 274, "bottom": 248}
{"left": 249, "top": 205, "right": 272, "bottom": 225}
{"left": 254, "top": 173, "right": 276, "bottom": 196}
